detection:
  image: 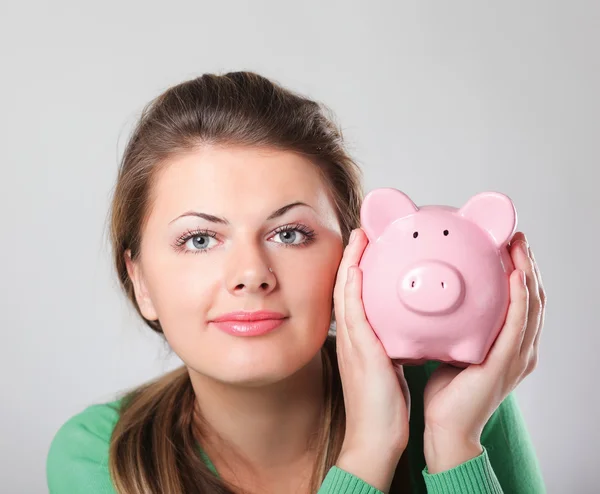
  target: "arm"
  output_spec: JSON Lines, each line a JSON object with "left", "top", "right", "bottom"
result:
{"left": 317, "top": 446, "right": 402, "bottom": 494}
{"left": 422, "top": 445, "right": 503, "bottom": 493}
{"left": 319, "top": 466, "right": 385, "bottom": 494}
{"left": 319, "top": 451, "right": 392, "bottom": 494}
{"left": 463, "top": 391, "right": 544, "bottom": 493}
{"left": 420, "top": 364, "right": 545, "bottom": 493}
{"left": 46, "top": 402, "right": 120, "bottom": 494}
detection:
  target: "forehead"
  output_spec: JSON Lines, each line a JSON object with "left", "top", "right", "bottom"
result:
{"left": 149, "top": 145, "right": 335, "bottom": 224}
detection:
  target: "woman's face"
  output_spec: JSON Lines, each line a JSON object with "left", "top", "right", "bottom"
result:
{"left": 126, "top": 145, "right": 344, "bottom": 386}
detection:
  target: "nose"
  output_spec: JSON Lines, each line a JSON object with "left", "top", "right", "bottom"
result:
{"left": 231, "top": 269, "right": 275, "bottom": 295}
{"left": 227, "top": 248, "right": 277, "bottom": 296}
{"left": 397, "top": 260, "right": 465, "bottom": 315}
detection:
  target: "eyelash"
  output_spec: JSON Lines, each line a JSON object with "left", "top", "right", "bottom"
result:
{"left": 173, "top": 223, "right": 317, "bottom": 255}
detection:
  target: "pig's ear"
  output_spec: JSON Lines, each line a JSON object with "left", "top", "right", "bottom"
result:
{"left": 458, "top": 192, "right": 517, "bottom": 246}
{"left": 361, "top": 188, "right": 419, "bottom": 240}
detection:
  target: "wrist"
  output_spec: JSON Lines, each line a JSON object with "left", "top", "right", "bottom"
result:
{"left": 336, "top": 444, "right": 404, "bottom": 493}
{"left": 423, "top": 428, "right": 483, "bottom": 474}
{"left": 342, "top": 432, "right": 407, "bottom": 461}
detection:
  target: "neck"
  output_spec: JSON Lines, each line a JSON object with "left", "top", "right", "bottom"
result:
{"left": 190, "top": 349, "right": 326, "bottom": 475}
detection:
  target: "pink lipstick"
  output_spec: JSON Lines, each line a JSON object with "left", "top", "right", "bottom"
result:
{"left": 211, "top": 311, "right": 287, "bottom": 337}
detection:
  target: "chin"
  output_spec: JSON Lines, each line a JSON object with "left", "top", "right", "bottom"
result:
{"left": 208, "top": 338, "right": 323, "bottom": 387}
{"left": 230, "top": 348, "right": 302, "bottom": 380}
{"left": 218, "top": 370, "right": 289, "bottom": 388}
{"left": 202, "top": 360, "right": 296, "bottom": 388}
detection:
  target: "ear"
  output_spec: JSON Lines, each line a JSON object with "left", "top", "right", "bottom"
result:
{"left": 360, "top": 188, "right": 419, "bottom": 241}
{"left": 458, "top": 192, "right": 517, "bottom": 247}
{"left": 124, "top": 250, "right": 159, "bottom": 321}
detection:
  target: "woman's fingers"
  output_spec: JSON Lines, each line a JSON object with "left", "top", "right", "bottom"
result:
{"left": 530, "top": 247, "right": 546, "bottom": 354}
{"left": 334, "top": 229, "right": 369, "bottom": 345}
{"left": 334, "top": 229, "right": 368, "bottom": 298}
{"left": 333, "top": 230, "right": 359, "bottom": 354}
{"left": 529, "top": 246, "right": 547, "bottom": 309}
{"left": 344, "top": 264, "right": 380, "bottom": 349}
{"left": 526, "top": 246, "right": 546, "bottom": 373}
{"left": 485, "top": 267, "right": 529, "bottom": 370}
{"left": 333, "top": 230, "right": 359, "bottom": 323}
{"left": 511, "top": 239, "right": 541, "bottom": 357}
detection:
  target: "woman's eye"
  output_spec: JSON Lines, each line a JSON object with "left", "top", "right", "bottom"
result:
{"left": 176, "top": 225, "right": 314, "bottom": 254}
{"left": 272, "top": 229, "right": 306, "bottom": 245}
{"left": 184, "top": 235, "right": 218, "bottom": 252}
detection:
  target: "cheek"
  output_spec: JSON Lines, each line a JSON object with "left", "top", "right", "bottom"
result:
{"left": 144, "top": 254, "right": 219, "bottom": 323}
{"left": 293, "top": 243, "right": 342, "bottom": 316}
{"left": 145, "top": 257, "right": 221, "bottom": 365}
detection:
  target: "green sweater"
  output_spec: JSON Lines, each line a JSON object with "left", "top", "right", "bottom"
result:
{"left": 46, "top": 361, "right": 546, "bottom": 493}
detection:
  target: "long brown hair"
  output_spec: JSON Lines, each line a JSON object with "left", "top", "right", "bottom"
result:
{"left": 108, "top": 71, "right": 407, "bottom": 493}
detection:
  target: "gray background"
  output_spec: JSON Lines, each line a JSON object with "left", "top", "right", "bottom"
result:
{"left": 1, "top": 1, "right": 598, "bottom": 492}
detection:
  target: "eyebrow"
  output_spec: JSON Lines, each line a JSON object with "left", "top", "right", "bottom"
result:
{"left": 169, "top": 201, "right": 313, "bottom": 225}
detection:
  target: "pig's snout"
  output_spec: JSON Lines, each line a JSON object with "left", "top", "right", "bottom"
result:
{"left": 398, "top": 261, "right": 465, "bottom": 315}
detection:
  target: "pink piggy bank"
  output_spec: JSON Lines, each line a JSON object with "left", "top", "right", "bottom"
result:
{"left": 358, "top": 188, "right": 517, "bottom": 367}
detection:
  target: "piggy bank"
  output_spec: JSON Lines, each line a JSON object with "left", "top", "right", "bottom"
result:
{"left": 358, "top": 188, "right": 517, "bottom": 367}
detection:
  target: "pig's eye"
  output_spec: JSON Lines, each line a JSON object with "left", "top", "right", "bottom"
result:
{"left": 413, "top": 232, "right": 419, "bottom": 238}
{"left": 443, "top": 230, "right": 449, "bottom": 236}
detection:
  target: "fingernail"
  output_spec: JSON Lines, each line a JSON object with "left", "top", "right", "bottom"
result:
{"left": 519, "top": 240, "right": 529, "bottom": 257}
{"left": 349, "top": 229, "right": 357, "bottom": 244}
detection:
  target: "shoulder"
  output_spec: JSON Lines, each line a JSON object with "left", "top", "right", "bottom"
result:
{"left": 46, "top": 398, "right": 123, "bottom": 494}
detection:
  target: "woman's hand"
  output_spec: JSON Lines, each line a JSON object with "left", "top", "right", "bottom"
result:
{"left": 334, "top": 228, "right": 411, "bottom": 493}
{"left": 422, "top": 231, "right": 547, "bottom": 473}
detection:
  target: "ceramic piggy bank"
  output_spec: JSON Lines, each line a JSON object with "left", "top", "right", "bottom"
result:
{"left": 358, "top": 188, "right": 517, "bottom": 367}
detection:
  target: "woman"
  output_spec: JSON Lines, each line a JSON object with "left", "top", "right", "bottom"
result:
{"left": 46, "top": 71, "right": 547, "bottom": 493}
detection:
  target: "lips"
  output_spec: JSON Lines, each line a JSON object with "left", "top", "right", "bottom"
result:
{"left": 211, "top": 310, "right": 286, "bottom": 322}
{"left": 210, "top": 311, "right": 288, "bottom": 337}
